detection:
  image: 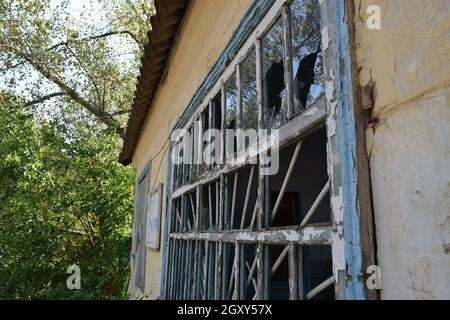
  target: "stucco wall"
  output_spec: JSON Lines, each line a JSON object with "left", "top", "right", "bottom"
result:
{"left": 132, "top": 0, "right": 254, "bottom": 299}
{"left": 354, "top": 0, "right": 450, "bottom": 299}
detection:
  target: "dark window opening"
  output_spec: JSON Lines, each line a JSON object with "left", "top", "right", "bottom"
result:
{"left": 184, "top": 192, "right": 196, "bottom": 232}
{"left": 200, "top": 181, "right": 219, "bottom": 231}
{"left": 241, "top": 243, "right": 258, "bottom": 299}
{"left": 269, "top": 245, "right": 290, "bottom": 299}
{"left": 301, "top": 245, "right": 334, "bottom": 300}
{"left": 224, "top": 165, "right": 258, "bottom": 230}
{"left": 269, "top": 126, "right": 330, "bottom": 227}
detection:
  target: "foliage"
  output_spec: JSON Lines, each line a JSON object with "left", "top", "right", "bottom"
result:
{"left": 0, "top": 0, "right": 153, "bottom": 137}
{"left": 0, "top": 0, "right": 153, "bottom": 299}
{"left": 0, "top": 93, "right": 134, "bottom": 299}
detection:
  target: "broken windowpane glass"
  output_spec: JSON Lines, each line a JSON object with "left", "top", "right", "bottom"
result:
{"left": 290, "top": 0, "right": 324, "bottom": 114}
{"left": 225, "top": 73, "right": 237, "bottom": 156}
{"left": 241, "top": 48, "right": 258, "bottom": 132}
{"left": 262, "top": 17, "right": 287, "bottom": 129}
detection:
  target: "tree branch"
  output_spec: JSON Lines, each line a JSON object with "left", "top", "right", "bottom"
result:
{"left": 16, "top": 50, "right": 125, "bottom": 139}
{"left": 111, "top": 109, "right": 131, "bottom": 116}
{"left": 49, "top": 30, "right": 141, "bottom": 51}
{"left": 25, "top": 92, "right": 67, "bottom": 107}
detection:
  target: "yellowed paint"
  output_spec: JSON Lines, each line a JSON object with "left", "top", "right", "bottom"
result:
{"left": 354, "top": 0, "right": 450, "bottom": 299}
{"left": 131, "top": 0, "right": 254, "bottom": 299}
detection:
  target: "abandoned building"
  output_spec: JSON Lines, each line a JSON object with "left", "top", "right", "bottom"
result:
{"left": 119, "top": 0, "right": 450, "bottom": 300}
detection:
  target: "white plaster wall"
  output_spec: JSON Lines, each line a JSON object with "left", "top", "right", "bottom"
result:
{"left": 354, "top": 0, "right": 450, "bottom": 299}
{"left": 368, "top": 89, "right": 450, "bottom": 299}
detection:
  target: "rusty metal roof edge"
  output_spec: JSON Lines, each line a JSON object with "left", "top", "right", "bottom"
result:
{"left": 119, "top": 0, "right": 190, "bottom": 165}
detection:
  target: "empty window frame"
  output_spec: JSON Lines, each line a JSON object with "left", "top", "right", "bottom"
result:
{"left": 164, "top": 0, "right": 338, "bottom": 300}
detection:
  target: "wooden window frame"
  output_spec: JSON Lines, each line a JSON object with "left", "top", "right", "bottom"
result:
{"left": 160, "top": 0, "right": 376, "bottom": 300}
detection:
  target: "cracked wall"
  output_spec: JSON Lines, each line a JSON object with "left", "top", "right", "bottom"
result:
{"left": 354, "top": 0, "right": 450, "bottom": 299}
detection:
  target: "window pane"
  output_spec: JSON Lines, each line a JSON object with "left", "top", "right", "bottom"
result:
{"left": 290, "top": 0, "right": 324, "bottom": 113}
{"left": 241, "top": 48, "right": 258, "bottom": 132}
{"left": 225, "top": 73, "right": 237, "bottom": 156}
{"left": 262, "top": 17, "right": 287, "bottom": 129}
{"left": 211, "top": 93, "right": 222, "bottom": 168}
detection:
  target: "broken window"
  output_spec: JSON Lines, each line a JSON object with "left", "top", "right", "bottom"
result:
{"left": 200, "top": 181, "right": 219, "bottom": 231}
{"left": 164, "top": 0, "right": 339, "bottom": 301}
{"left": 290, "top": 0, "right": 324, "bottom": 113}
{"left": 211, "top": 93, "right": 222, "bottom": 168}
{"left": 225, "top": 73, "right": 237, "bottom": 157}
{"left": 241, "top": 47, "right": 258, "bottom": 133}
{"left": 224, "top": 165, "right": 258, "bottom": 230}
{"left": 262, "top": 17, "right": 287, "bottom": 129}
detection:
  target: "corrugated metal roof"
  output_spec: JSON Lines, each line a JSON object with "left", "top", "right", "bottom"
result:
{"left": 119, "top": 0, "right": 190, "bottom": 165}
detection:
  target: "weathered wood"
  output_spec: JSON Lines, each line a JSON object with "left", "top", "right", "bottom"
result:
{"left": 234, "top": 242, "right": 240, "bottom": 300}
{"left": 191, "top": 240, "right": 199, "bottom": 299}
{"left": 282, "top": 4, "right": 294, "bottom": 118}
{"left": 221, "top": 85, "right": 226, "bottom": 165}
{"left": 215, "top": 241, "right": 223, "bottom": 300}
{"left": 288, "top": 242, "right": 298, "bottom": 300}
{"left": 179, "top": 240, "right": 187, "bottom": 299}
{"left": 256, "top": 242, "right": 264, "bottom": 299}
{"left": 230, "top": 171, "right": 239, "bottom": 229}
{"left": 298, "top": 246, "right": 305, "bottom": 299}
{"left": 184, "top": 239, "right": 191, "bottom": 299}
{"left": 162, "top": 196, "right": 174, "bottom": 299}
{"left": 240, "top": 165, "right": 255, "bottom": 229}
{"left": 219, "top": 175, "right": 224, "bottom": 231}
{"left": 170, "top": 225, "right": 332, "bottom": 245}
{"left": 203, "top": 241, "right": 209, "bottom": 299}
{"left": 195, "top": 186, "right": 200, "bottom": 231}
{"left": 236, "top": 63, "right": 243, "bottom": 152}
{"left": 168, "top": 239, "right": 175, "bottom": 299}
{"left": 215, "top": 180, "right": 219, "bottom": 230}
{"left": 208, "top": 184, "right": 213, "bottom": 229}
{"left": 346, "top": 0, "right": 378, "bottom": 300}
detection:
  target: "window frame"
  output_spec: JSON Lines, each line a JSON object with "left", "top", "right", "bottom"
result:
{"left": 160, "top": 0, "right": 370, "bottom": 300}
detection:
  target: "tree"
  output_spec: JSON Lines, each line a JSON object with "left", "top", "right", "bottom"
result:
{"left": 0, "top": 92, "right": 134, "bottom": 299}
{"left": 0, "top": 0, "right": 153, "bottom": 299}
{"left": 0, "top": 0, "right": 153, "bottom": 137}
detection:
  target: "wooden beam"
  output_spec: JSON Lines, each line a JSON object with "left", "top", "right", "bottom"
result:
{"left": 282, "top": 4, "right": 294, "bottom": 118}
{"left": 170, "top": 225, "right": 331, "bottom": 245}
{"left": 203, "top": 241, "right": 209, "bottom": 299}
{"left": 240, "top": 165, "right": 255, "bottom": 229}
{"left": 288, "top": 242, "right": 298, "bottom": 300}
{"left": 234, "top": 242, "right": 240, "bottom": 300}
{"left": 230, "top": 171, "right": 239, "bottom": 229}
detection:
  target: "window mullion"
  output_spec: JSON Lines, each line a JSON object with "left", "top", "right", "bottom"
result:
{"left": 282, "top": 4, "right": 294, "bottom": 118}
